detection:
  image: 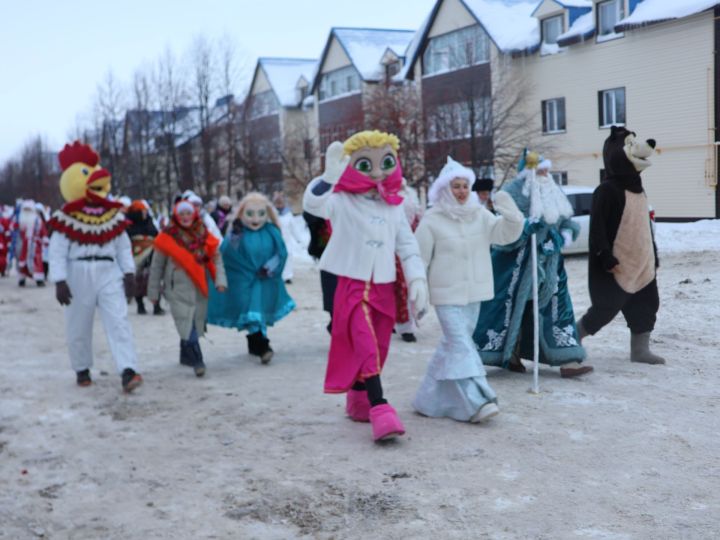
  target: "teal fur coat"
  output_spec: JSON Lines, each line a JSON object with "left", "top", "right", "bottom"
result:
{"left": 208, "top": 222, "right": 295, "bottom": 333}
{"left": 472, "top": 176, "right": 586, "bottom": 367}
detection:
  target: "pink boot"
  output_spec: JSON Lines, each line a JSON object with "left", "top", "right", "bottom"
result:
{"left": 346, "top": 389, "right": 370, "bottom": 422}
{"left": 369, "top": 403, "right": 405, "bottom": 441}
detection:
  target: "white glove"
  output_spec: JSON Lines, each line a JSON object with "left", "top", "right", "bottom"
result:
{"left": 322, "top": 141, "right": 350, "bottom": 185}
{"left": 409, "top": 279, "right": 429, "bottom": 319}
{"left": 561, "top": 229, "right": 574, "bottom": 247}
{"left": 492, "top": 191, "right": 523, "bottom": 221}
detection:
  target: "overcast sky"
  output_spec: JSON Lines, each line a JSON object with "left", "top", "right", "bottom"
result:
{"left": 0, "top": 0, "right": 443, "bottom": 163}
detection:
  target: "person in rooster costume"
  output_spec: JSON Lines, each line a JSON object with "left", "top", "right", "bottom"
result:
{"left": 303, "top": 130, "right": 428, "bottom": 443}
{"left": 48, "top": 141, "right": 143, "bottom": 392}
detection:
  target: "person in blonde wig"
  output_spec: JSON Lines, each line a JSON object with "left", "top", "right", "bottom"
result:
{"left": 208, "top": 192, "right": 295, "bottom": 364}
{"left": 304, "top": 130, "right": 429, "bottom": 442}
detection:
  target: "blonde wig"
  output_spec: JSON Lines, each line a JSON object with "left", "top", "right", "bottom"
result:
{"left": 343, "top": 130, "right": 400, "bottom": 156}
{"left": 234, "top": 192, "right": 280, "bottom": 229}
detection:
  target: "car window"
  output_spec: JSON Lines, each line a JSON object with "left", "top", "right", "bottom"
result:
{"left": 567, "top": 193, "right": 592, "bottom": 216}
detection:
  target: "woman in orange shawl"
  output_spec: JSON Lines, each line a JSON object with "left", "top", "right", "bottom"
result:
{"left": 148, "top": 201, "right": 227, "bottom": 377}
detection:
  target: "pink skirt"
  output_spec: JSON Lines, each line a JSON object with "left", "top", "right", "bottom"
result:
{"left": 324, "top": 277, "right": 396, "bottom": 394}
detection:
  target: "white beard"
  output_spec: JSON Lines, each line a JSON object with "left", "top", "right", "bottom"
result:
{"left": 522, "top": 170, "right": 573, "bottom": 224}
{"left": 19, "top": 211, "right": 37, "bottom": 234}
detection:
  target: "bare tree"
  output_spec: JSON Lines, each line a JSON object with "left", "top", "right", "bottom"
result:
{"left": 364, "top": 74, "right": 425, "bottom": 189}
{"left": 188, "top": 35, "right": 216, "bottom": 198}
{"left": 94, "top": 70, "right": 127, "bottom": 192}
{"left": 0, "top": 136, "right": 61, "bottom": 206}
{"left": 153, "top": 47, "right": 188, "bottom": 208}
{"left": 279, "top": 107, "right": 321, "bottom": 203}
{"left": 423, "top": 42, "right": 549, "bottom": 186}
{"left": 126, "top": 67, "right": 158, "bottom": 199}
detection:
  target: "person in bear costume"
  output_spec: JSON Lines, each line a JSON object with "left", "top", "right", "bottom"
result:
{"left": 577, "top": 126, "right": 665, "bottom": 364}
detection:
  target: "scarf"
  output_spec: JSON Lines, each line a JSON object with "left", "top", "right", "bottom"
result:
{"left": 430, "top": 185, "right": 481, "bottom": 222}
{"left": 154, "top": 208, "right": 218, "bottom": 296}
{"left": 521, "top": 169, "right": 573, "bottom": 225}
{"left": 333, "top": 163, "right": 404, "bottom": 206}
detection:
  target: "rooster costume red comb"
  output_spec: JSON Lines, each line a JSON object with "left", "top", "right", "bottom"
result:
{"left": 58, "top": 141, "right": 100, "bottom": 171}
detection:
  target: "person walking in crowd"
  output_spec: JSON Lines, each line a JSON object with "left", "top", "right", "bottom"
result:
{"left": 413, "top": 157, "right": 524, "bottom": 423}
{"left": 472, "top": 153, "right": 593, "bottom": 378}
{"left": 126, "top": 199, "right": 164, "bottom": 315}
{"left": 148, "top": 200, "right": 227, "bottom": 377}
{"left": 17, "top": 199, "right": 48, "bottom": 287}
{"left": 273, "top": 191, "right": 304, "bottom": 284}
{"left": 211, "top": 195, "right": 234, "bottom": 236}
{"left": 208, "top": 193, "right": 295, "bottom": 364}
{"left": 48, "top": 141, "right": 143, "bottom": 392}
{"left": 303, "top": 209, "right": 337, "bottom": 333}
{"left": 473, "top": 177, "right": 495, "bottom": 212}
{"left": 182, "top": 190, "right": 223, "bottom": 240}
{"left": 394, "top": 180, "right": 423, "bottom": 342}
{"left": 0, "top": 205, "right": 14, "bottom": 277}
{"left": 303, "top": 130, "right": 428, "bottom": 442}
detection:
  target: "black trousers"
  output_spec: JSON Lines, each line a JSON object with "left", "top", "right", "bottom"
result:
{"left": 581, "top": 273, "right": 659, "bottom": 335}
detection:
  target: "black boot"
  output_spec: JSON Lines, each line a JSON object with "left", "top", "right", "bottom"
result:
{"left": 247, "top": 332, "right": 273, "bottom": 364}
{"left": 137, "top": 297, "right": 147, "bottom": 315}
{"left": 153, "top": 301, "right": 165, "bottom": 315}
{"left": 76, "top": 369, "right": 92, "bottom": 387}
{"left": 192, "top": 342, "right": 206, "bottom": 377}
{"left": 121, "top": 368, "right": 143, "bottom": 393}
{"left": 180, "top": 340, "right": 195, "bottom": 367}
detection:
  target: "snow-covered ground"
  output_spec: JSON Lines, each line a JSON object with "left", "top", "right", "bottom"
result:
{"left": 1, "top": 222, "right": 719, "bottom": 539}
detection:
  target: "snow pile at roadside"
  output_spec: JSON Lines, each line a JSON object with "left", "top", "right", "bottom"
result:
{"left": 655, "top": 220, "right": 720, "bottom": 254}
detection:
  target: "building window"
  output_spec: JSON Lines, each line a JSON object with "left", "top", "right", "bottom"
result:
{"left": 597, "top": 0, "right": 625, "bottom": 41}
{"left": 422, "top": 25, "right": 490, "bottom": 76}
{"left": 542, "top": 98, "right": 566, "bottom": 133}
{"left": 598, "top": 88, "right": 625, "bottom": 127}
{"left": 551, "top": 171, "right": 568, "bottom": 185}
{"left": 249, "top": 90, "right": 279, "bottom": 119}
{"left": 425, "top": 98, "right": 492, "bottom": 142}
{"left": 542, "top": 15, "right": 563, "bottom": 46}
{"left": 319, "top": 66, "right": 361, "bottom": 101}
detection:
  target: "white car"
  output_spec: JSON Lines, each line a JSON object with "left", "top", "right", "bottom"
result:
{"left": 561, "top": 185, "right": 594, "bottom": 255}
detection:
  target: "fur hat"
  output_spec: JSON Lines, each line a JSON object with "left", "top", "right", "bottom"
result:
{"left": 472, "top": 178, "right": 494, "bottom": 192}
{"left": 218, "top": 195, "right": 232, "bottom": 209}
{"left": 428, "top": 157, "right": 476, "bottom": 204}
{"left": 537, "top": 159, "right": 552, "bottom": 171}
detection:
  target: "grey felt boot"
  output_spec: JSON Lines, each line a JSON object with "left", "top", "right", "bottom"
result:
{"left": 630, "top": 332, "right": 666, "bottom": 365}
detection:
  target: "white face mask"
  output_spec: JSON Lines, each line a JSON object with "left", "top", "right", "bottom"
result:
{"left": 241, "top": 201, "right": 268, "bottom": 230}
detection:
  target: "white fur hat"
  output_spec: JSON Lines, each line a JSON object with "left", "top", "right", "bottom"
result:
{"left": 538, "top": 159, "right": 552, "bottom": 171}
{"left": 428, "top": 156, "right": 476, "bottom": 204}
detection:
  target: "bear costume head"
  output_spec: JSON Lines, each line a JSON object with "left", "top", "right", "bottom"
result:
{"left": 603, "top": 126, "right": 657, "bottom": 184}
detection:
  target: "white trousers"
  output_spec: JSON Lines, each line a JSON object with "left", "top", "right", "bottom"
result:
{"left": 64, "top": 261, "right": 137, "bottom": 373}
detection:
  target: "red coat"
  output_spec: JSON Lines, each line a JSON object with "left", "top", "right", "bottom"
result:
{"left": 18, "top": 217, "right": 47, "bottom": 280}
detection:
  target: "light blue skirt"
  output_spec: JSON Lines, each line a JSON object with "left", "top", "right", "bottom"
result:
{"left": 413, "top": 302, "right": 497, "bottom": 422}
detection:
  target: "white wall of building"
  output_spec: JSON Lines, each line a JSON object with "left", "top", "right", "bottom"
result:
{"left": 514, "top": 11, "right": 716, "bottom": 218}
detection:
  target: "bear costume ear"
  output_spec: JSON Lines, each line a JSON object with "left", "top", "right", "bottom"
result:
{"left": 647, "top": 139, "right": 657, "bottom": 149}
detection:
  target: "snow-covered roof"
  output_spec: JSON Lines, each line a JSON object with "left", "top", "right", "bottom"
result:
{"left": 557, "top": 10, "right": 594, "bottom": 46}
{"left": 616, "top": 0, "right": 720, "bottom": 31}
{"left": 400, "top": 0, "right": 541, "bottom": 80}
{"left": 332, "top": 28, "right": 415, "bottom": 80}
{"left": 397, "top": 10, "right": 433, "bottom": 80}
{"left": 461, "top": 0, "right": 540, "bottom": 52}
{"left": 259, "top": 57, "right": 317, "bottom": 108}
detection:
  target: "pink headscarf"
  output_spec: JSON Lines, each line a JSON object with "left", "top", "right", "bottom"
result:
{"left": 333, "top": 163, "right": 404, "bottom": 206}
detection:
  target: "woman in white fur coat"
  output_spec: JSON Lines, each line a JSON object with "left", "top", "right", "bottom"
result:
{"left": 413, "top": 157, "right": 524, "bottom": 423}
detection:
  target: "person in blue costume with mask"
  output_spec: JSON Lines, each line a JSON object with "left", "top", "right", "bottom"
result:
{"left": 208, "top": 192, "right": 295, "bottom": 364}
{"left": 472, "top": 151, "right": 593, "bottom": 379}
